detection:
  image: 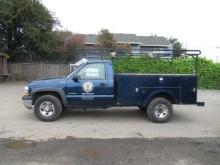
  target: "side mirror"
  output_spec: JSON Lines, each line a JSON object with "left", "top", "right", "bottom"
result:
{"left": 73, "top": 75, "right": 80, "bottom": 82}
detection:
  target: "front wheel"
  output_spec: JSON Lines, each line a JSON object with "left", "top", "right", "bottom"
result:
{"left": 147, "top": 98, "right": 173, "bottom": 123}
{"left": 34, "top": 95, "right": 63, "bottom": 122}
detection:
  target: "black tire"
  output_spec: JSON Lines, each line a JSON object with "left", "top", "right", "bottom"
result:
{"left": 147, "top": 98, "right": 173, "bottom": 123}
{"left": 138, "top": 106, "right": 146, "bottom": 111}
{"left": 34, "top": 95, "right": 63, "bottom": 122}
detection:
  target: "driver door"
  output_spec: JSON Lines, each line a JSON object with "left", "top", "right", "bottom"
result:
{"left": 66, "top": 63, "right": 114, "bottom": 107}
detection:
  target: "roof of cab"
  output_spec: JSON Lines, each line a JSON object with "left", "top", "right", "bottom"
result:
{"left": 87, "top": 60, "right": 112, "bottom": 64}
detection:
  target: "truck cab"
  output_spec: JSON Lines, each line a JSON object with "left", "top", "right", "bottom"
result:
{"left": 22, "top": 59, "right": 204, "bottom": 123}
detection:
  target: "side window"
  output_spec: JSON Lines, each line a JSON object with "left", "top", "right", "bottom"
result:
{"left": 78, "top": 63, "right": 105, "bottom": 80}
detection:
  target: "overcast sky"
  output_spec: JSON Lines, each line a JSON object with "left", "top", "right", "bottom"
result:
{"left": 42, "top": 0, "right": 220, "bottom": 62}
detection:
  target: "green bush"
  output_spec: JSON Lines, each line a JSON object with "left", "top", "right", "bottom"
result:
{"left": 112, "top": 56, "right": 220, "bottom": 89}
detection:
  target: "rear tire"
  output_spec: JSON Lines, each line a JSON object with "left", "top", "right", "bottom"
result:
{"left": 34, "top": 95, "right": 63, "bottom": 122}
{"left": 147, "top": 98, "right": 173, "bottom": 123}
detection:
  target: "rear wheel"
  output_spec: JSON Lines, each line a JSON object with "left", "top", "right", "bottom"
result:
{"left": 147, "top": 98, "right": 173, "bottom": 123}
{"left": 34, "top": 95, "right": 62, "bottom": 122}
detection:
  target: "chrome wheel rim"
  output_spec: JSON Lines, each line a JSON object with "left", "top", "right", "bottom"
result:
{"left": 154, "top": 104, "right": 169, "bottom": 119}
{"left": 39, "top": 101, "right": 55, "bottom": 117}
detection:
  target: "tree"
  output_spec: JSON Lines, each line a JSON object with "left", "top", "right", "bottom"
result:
{"left": 0, "top": 0, "right": 59, "bottom": 61}
{"left": 97, "top": 29, "right": 116, "bottom": 49}
{"left": 169, "top": 37, "right": 184, "bottom": 57}
{"left": 116, "top": 43, "right": 131, "bottom": 52}
{"left": 169, "top": 37, "right": 184, "bottom": 51}
{"left": 55, "top": 31, "right": 85, "bottom": 61}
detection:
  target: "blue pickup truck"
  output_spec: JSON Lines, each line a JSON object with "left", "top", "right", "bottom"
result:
{"left": 22, "top": 57, "right": 204, "bottom": 123}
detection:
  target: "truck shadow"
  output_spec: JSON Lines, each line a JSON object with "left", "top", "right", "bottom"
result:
{"left": 61, "top": 108, "right": 192, "bottom": 123}
{"left": 62, "top": 108, "right": 147, "bottom": 121}
{"left": 170, "top": 112, "right": 193, "bottom": 123}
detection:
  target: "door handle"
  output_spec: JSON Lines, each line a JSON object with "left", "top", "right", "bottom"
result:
{"left": 100, "top": 83, "right": 107, "bottom": 87}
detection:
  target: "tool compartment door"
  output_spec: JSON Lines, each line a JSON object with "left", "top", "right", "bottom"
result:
{"left": 116, "top": 74, "right": 141, "bottom": 106}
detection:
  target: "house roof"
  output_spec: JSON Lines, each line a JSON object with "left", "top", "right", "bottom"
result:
{"left": 84, "top": 33, "right": 170, "bottom": 46}
{"left": 137, "top": 36, "right": 170, "bottom": 46}
{"left": 84, "top": 34, "right": 97, "bottom": 44}
{"left": 113, "top": 33, "right": 140, "bottom": 44}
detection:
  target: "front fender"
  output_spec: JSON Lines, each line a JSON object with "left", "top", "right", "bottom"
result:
{"left": 31, "top": 87, "right": 67, "bottom": 106}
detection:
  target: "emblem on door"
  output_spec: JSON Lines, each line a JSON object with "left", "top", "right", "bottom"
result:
{"left": 82, "top": 81, "right": 94, "bottom": 93}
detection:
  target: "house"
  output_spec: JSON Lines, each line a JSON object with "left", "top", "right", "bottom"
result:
{"left": 84, "top": 33, "right": 172, "bottom": 56}
{"left": 0, "top": 53, "right": 10, "bottom": 81}
{"left": 0, "top": 53, "right": 11, "bottom": 81}
{"left": 0, "top": 53, "right": 6, "bottom": 74}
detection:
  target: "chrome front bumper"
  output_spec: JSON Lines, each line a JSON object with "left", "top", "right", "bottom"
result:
{"left": 22, "top": 96, "right": 33, "bottom": 110}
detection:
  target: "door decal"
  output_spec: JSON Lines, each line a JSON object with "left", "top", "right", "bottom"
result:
{"left": 82, "top": 81, "right": 94, "bottom": 93}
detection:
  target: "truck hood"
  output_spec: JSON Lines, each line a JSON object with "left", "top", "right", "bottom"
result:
{"left": 30, "top": 77, "right": 64, "bottom": 83}
{"left": 28, "top": 77, "right": 67, "bottom": 88}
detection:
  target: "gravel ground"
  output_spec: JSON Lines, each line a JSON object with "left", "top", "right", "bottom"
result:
{"left": 0, "top": 82, "right": 220, "bottom": 165}
{"left": 0, "top": 82, "right": 219, "bottom": 140}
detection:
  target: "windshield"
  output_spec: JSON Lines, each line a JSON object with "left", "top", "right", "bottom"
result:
{"left": 67, "top": 58, "right": 88, "bottom": 78}
{"left": 70, "top": 58, "right": 88, "bottom": 72}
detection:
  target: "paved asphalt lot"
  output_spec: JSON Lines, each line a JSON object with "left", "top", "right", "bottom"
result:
{"left": 0, "top": 82, "right": 220, "bottom": 164}
{"left": 0, "top": 137, "right": 220, "bottom": 165}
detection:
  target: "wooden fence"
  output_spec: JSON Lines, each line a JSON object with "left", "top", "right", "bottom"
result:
{"left": 8, "top": 62, "right": 70, "bottom": 81}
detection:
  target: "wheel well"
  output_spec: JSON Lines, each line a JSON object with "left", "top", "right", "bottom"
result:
{"left": 32, "top": 91, "right": 63, "bottom": 105}
{"left": 147, "top": 92, "right": 175, "bottom": 106}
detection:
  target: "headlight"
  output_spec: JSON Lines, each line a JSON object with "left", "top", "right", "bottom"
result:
{"left": 25, "top": 86, "right": 29, "bottom": 91}
{"left": 24, "top": 86, "right": 29, "bottom": 96}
